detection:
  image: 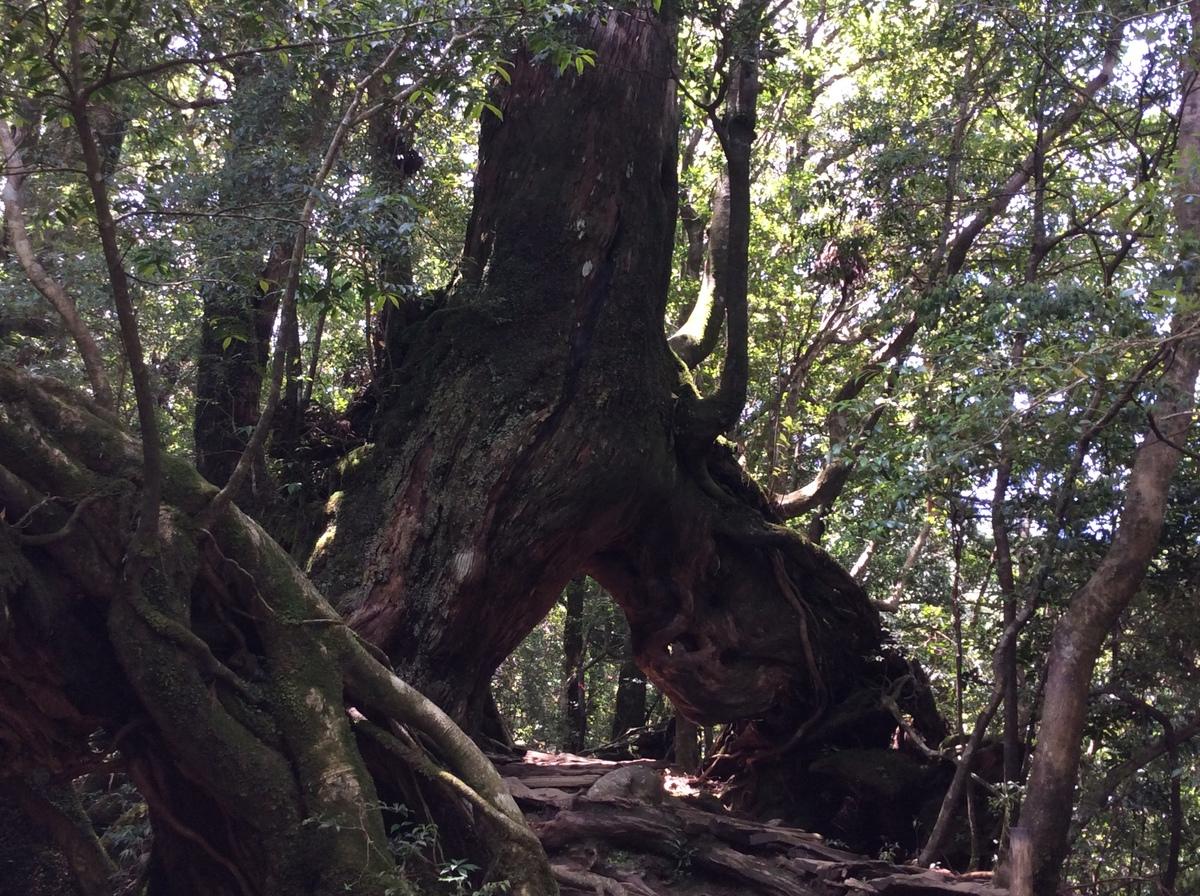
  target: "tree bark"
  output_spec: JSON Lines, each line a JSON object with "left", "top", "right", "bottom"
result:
{"left": 312, "top": 4, "right": 884, "bottom": 785}
{"left": 673, "top": 711, "right": 700, "bottom": 773}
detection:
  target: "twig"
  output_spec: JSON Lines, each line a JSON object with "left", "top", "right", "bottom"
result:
{"left": 12, "top": 494, "right": 102, "bottom": 545}
{"left": 80, "top": 15, "right": 517, "bottom": 98}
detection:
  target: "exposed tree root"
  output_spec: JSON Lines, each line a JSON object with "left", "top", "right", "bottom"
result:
{"left": 495, "top": 752, "right": 1005, "bottom": 896}
{"left": 0, "top": 364, "right": 554, "bottom": 896}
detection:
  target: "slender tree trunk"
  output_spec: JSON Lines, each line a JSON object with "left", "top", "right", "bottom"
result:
{"left": 366, "top": 79, "right": 419, "bottom": 372}
{"left": 303, "top": 301, "right": 329, "bottom": 407}
{"left": 561, "top": 578, "right": 588, "bottom": 753}
{"left": 194, "top": 122, "right": 289, "bottom": 508}
{"left": 194, "top": 53, "right": 321, "bottom": 510}
{"left": 1008, "top": 10, "right": 1200, "bottom": 885}
{"left": 611, "top": 636, "right": 648, "bottom": 741}
{"left": 918, "top": 688, "right": 1003, "bottom": 867}
{"left": 673, "top": 711, "right": 700, "bottom": 774}
{"left": 0, "top": 124, "right": 113, "bottom": 410}
{"left": 1162, "top": 729, "right": 1182, "bottom": 894}
{"left": 993, "top": 335, "right": 1026, "bottom": 794}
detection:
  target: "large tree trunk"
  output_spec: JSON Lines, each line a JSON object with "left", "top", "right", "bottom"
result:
{"left": 312, "top": 3, "right": 890, "bottom": 784}
{"left": 315, "top": 7, "right": 688, "bottom": 721}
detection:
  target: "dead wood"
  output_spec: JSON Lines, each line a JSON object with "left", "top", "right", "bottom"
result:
{"left": 501, "top": 753, "right": 1007, "bottom": 896}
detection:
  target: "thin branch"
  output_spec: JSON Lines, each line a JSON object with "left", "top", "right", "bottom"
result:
{"left": 872, "top": 518, "right": 933, "bottom": 613}
{"left": 0, "top": 124, "right": 113, "bottom": 408}
{"left": 11, "top": 493, "right": 103, "bottom": 545}
{"left": 114, "top": 205, "right": 301, "bottom": 226}
{"left": 80, "top": 16, "right": 509, "bottom": 98}
{"left": 1144, "top": 407, "right": 1200, "bottom": 460}
{"left": 1071, "top": 710, "right": 1200, "bottom": 839}
{"left": 67, "top": 2, "right": 161, "bottom": 561}
{"left": 941, "top": 21, "right": 1124, "bottom": 278}
{"left": 777, "top": 22, "right": 1126, "bottom": 521}
{"left": 680, "top": 0, "right": 768, "bottom": 442}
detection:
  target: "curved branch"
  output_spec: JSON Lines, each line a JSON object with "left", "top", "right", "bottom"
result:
{"left": 681, "top": 0, "right": 765, "bottom": 442}
{"left": 337, "top": 629, "right": 524, "bottom": 826}
{"left": 773, "top": 359, "right": 900, "bottom": 519}
{"left": 670, "top": 176, "right": 728, "bottom": 369}
{"left": 69, "top": 78, "right": 161, "bottom": 565}
{"left": 772, "top": 461, "right": 852, "bottom": 518}
{"left": 0, "top": 124, "right": 113, "bottom": 410}
{"left": 774, "top": 23, "right": 1124, "bottom": 520}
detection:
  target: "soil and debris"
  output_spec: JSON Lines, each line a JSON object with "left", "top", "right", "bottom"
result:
{"left": 493, "top": 751, "right": 1004, "bottom": 896}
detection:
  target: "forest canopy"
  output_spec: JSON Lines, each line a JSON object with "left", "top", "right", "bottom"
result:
{"left": 0, "top": 1, "right": 1198, "bottom": 896}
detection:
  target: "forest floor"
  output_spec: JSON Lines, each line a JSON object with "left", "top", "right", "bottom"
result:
{"left": 493, "top": 751, "right": 1005, "bottom": 896}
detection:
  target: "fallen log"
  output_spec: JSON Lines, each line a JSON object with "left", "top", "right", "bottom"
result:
{"left": 500, "top": 753, "right": 1006, "bottom": 896}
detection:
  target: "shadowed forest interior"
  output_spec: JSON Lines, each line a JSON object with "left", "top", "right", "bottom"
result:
{"left": 1, "top": 1, "right": 1198, "bottom": 895}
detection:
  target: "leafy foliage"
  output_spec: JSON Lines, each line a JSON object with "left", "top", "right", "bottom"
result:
{"left": 2, "top": 0, "right": 1198, "bottom": 890}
